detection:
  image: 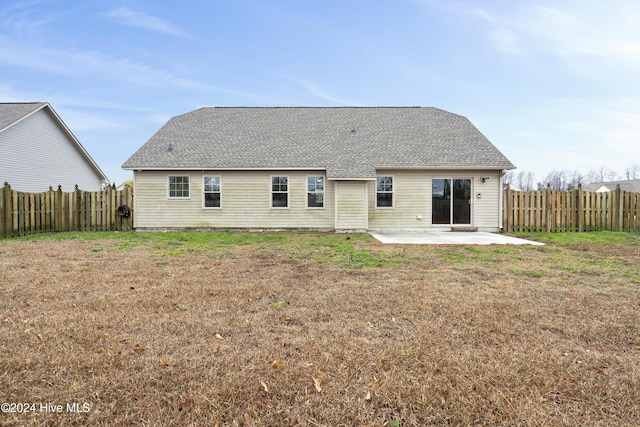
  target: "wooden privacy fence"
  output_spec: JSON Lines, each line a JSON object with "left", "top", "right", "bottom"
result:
{"left": 503, "top": 185, "right": 639, "bottom": 232}
{"left": 0, "top": 182, "right": 133, "bottom": 238}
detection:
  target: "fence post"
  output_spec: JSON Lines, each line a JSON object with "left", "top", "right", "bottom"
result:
{"left": 503, "top": 185, "right": 510, "bottom": 232}
{"left": 72, "top": 185, "right": 79, "bottom": 231}
{"left": 545, "top": 184, "right": 552, "bottom": 232}
{"left": 614, "top": 184, "right": 623, "bottom": 232}
{"left": 576, "top": 184, "right": 584, "bottom": 232}
{"left": 1, "top": 182, "right": 11, "bottom": 238}
{"left": 631, "top": 191, "right": 637, "bottom": 232}
{"left": 55, "top": 185, "right": 61, "bottom": 232}
{"left": 109, "top": 185, "right": 115, "bottom": 231}
{"left": 126, "top": 184, "right": 134, "bottom": 231}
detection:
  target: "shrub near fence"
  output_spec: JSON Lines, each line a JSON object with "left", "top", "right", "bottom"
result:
{"left": 503, "top": 184, "right": 639, "bottom": 232}
{"left": 0, "top": 182, "right": 133, "bottom": 238}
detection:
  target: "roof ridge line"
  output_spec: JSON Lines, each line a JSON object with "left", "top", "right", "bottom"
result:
{"left": 208, "top": 106, "right": 428, "bottom": 109}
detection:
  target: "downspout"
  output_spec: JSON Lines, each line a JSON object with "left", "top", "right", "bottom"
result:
{"left": 133, "top": 171, "right": 138, "bottom": 230}
{"left": 499, "top": 169, "right": 506, "bottom": 231}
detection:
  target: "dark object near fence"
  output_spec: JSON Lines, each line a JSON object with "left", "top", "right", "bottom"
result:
{"left": 116, "top": 205, "right": 131, "bottom": 218}
{"left": 1, "top": 182, "right": 133, "bottom": 238}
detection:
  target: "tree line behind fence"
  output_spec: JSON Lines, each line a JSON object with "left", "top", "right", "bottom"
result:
{"left": 1, "top": 182, "right": 133, "bottom": 238}
{"left": 503, "top": 185, "right": 639, "bottom": 232}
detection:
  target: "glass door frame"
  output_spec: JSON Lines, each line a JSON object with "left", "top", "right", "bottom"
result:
{"left": 431, "top": 178, "right": 473, "bottom": 225}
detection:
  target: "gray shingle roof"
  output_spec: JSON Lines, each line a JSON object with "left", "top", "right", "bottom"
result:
{"left": 582, "top": 180, "right": 640, "bottom": 192}
{"left": 0, "top": 102, "right": 47, "bottom": 132}
{"left": 122, "top": 107, "right": 515, "bottom": 178}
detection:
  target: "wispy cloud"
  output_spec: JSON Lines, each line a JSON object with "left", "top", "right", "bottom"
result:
{"left": 57, "top": 108, "right": 122, "bottom": 131}
{"left": 103, "top": 7, "right": 193, "bottom": 39}
{"left": 603, "top": 102, "right": 640, "bottom": 157}
{"left": 0, "top": 35, "right": 264, "bottom": 107}
{"left": 275, "top": 72, "right": 363, "bottom": 106}
{"left": 0, "top": 34, "right": 200, "bottom": 88}
{"left": 297, "top": 79, "right": 360, "bottom": 106}
{"left": 544, "top": 96, "right": 640, "bottom": 164}
{"left": 0, "top": 82, "right": 41, "bottom": 101}
{"left": 488, "top": 28, "right": 521, "bottom": 55}
{"left": 478, "top": 2, "right": 640, "bottom": 66}
{"left": 0, "top": 1, "right": 62, "bottom": 35}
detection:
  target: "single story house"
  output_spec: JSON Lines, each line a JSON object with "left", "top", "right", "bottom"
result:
{"left": 582, "top": 179, "right": 640, "bottom": 193}
{"left": 0, "top": 102, "right": 109, "bottom": 192}
{"left": 122, "top": 107, "right": 515, "bottom": 232}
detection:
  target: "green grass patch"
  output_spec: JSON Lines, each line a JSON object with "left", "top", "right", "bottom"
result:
{"left": 10, "top": 230, "right": 640, "bottom": 275}
{"left": 16, "top": 231, "right": 129, "bottom": 241}
{"left": 511, "top": 231, "right": 640, "bottom": 246}
{"left": 269, "top": 300, "right": 289, "bottom": 309}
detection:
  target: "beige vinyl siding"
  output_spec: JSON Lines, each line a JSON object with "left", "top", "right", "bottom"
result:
{"left": 133, "top": 170, "right": 334, "bottom": 229}
{"left": 472, "top": 171, "right": 503, "bottom": 230}
{"left": 368, "top": 170, "right": 504, "bottom": 231}
{"left": 0, "top": 109, "right": 105, "bottom": 192}
{"left": 368, "top": 171, "right": 430, "bottom": 228}
{"left": 134, "top": 169, "right": 504, "bottom": 231}
{"left": 335, "top": 181, "right": 368, "bottom": 231}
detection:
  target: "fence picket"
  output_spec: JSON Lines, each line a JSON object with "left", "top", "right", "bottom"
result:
{"left": 503, "top": 187, "right": 640, "bottom": 232}
{"left": 0, "top": 183, "right": 133, "bottom": 238}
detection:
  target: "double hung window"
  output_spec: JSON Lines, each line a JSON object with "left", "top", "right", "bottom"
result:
{"left": 271, "top": 176, "right": 288, "bottom": 208}
{"left": 307, "top": 176, "right": 324, "bottom": 208}
{"left": 203, "top": 176, "right": 221, "bottom": 208}
{"left": 376, "top": 176, "right": 393, "bottom": 208}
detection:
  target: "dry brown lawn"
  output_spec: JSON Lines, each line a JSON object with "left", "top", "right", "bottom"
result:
{"left": 0, "top": 231, "right": 639, "bottom": 426}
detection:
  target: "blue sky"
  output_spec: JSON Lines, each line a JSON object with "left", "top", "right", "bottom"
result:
{"left": 2, "top": 0, "right": 639, "bottom": 186}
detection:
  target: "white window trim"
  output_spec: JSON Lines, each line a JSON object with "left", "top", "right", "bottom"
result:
{"left": 270, "top": 175, "right": 289, "bottom": 209}
{"left": 306, "top": 175, "right": 326, "bottom": 209}
{"left": 202, "top": 175, "right": 222, "bottom": 209}
{"left": 375, "top": 175, "right": 394, "bottom": 209}
{"left": 168, "top": 175, "right": 191, "bottom": 199}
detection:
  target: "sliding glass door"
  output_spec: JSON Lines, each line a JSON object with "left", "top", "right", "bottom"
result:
{"left": 432, "top": 179, "right": 471, "bottom": 225}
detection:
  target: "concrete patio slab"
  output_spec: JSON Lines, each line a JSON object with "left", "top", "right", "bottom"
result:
{"left": 370, "top": 231, "right": 544, "bottom": 245}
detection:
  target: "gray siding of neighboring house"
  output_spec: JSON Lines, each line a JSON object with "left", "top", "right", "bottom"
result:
{"left": 0, "top": 108, "right": 105, "bottom": 192}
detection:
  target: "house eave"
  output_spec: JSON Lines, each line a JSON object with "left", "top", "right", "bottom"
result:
{"left": 124, "top": 166, "right": 327, "bottom": 172}
{"left": 123, "top": 165, "right": 515, "bottom": 175}
{"left": 375, "top": 165, "right": 516, "bottom": 171}
{"left": 326, "top": 177, "right": 376, "bottom": 181}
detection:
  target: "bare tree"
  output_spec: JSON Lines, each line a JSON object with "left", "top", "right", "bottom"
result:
{"left": 567, "top": 170, "right": 584, "bottom": 190}
{"left": 585, "top": 168, "right": 601, "bottom": 184}
{"left": 518, "top": 171, "right": 536, "bottom": 191}
{"left": 505, "top": 164, "right": 635, "bottom": 192}
{"left": 597, "top": 166, "right": 609, "bottom": 182}
{"left": 624, "top": 163, "right": 640, "bottom": 180}
{"left": 607, "top": 170, "right": 619, "bottom": 181}
{"left": 504, "top": 170, "right": 538, "bottom": 191}
{"left": 540, "top": 169, "right": 570, "bottom": 191}
{"left": 584, "top": 166, "right": 620, "bottom": 183}
{"left": 504, "top": 170, "right": 515, "bottom": 187}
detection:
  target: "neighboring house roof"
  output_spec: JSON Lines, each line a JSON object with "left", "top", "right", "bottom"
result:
{"left": 503, "top": 183, "right": 522, "bottom": 191}
{"left": 0, "top": 102, "right": 47, "bottom": 131}
{"left": 582, "top": 180, "right": 640, "bottom": 192}
{"left": 122, "top": 107, "right": 515, "bottom": 179}
{"left": 0, "top": 102, "right": 109, "bottom": 190}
